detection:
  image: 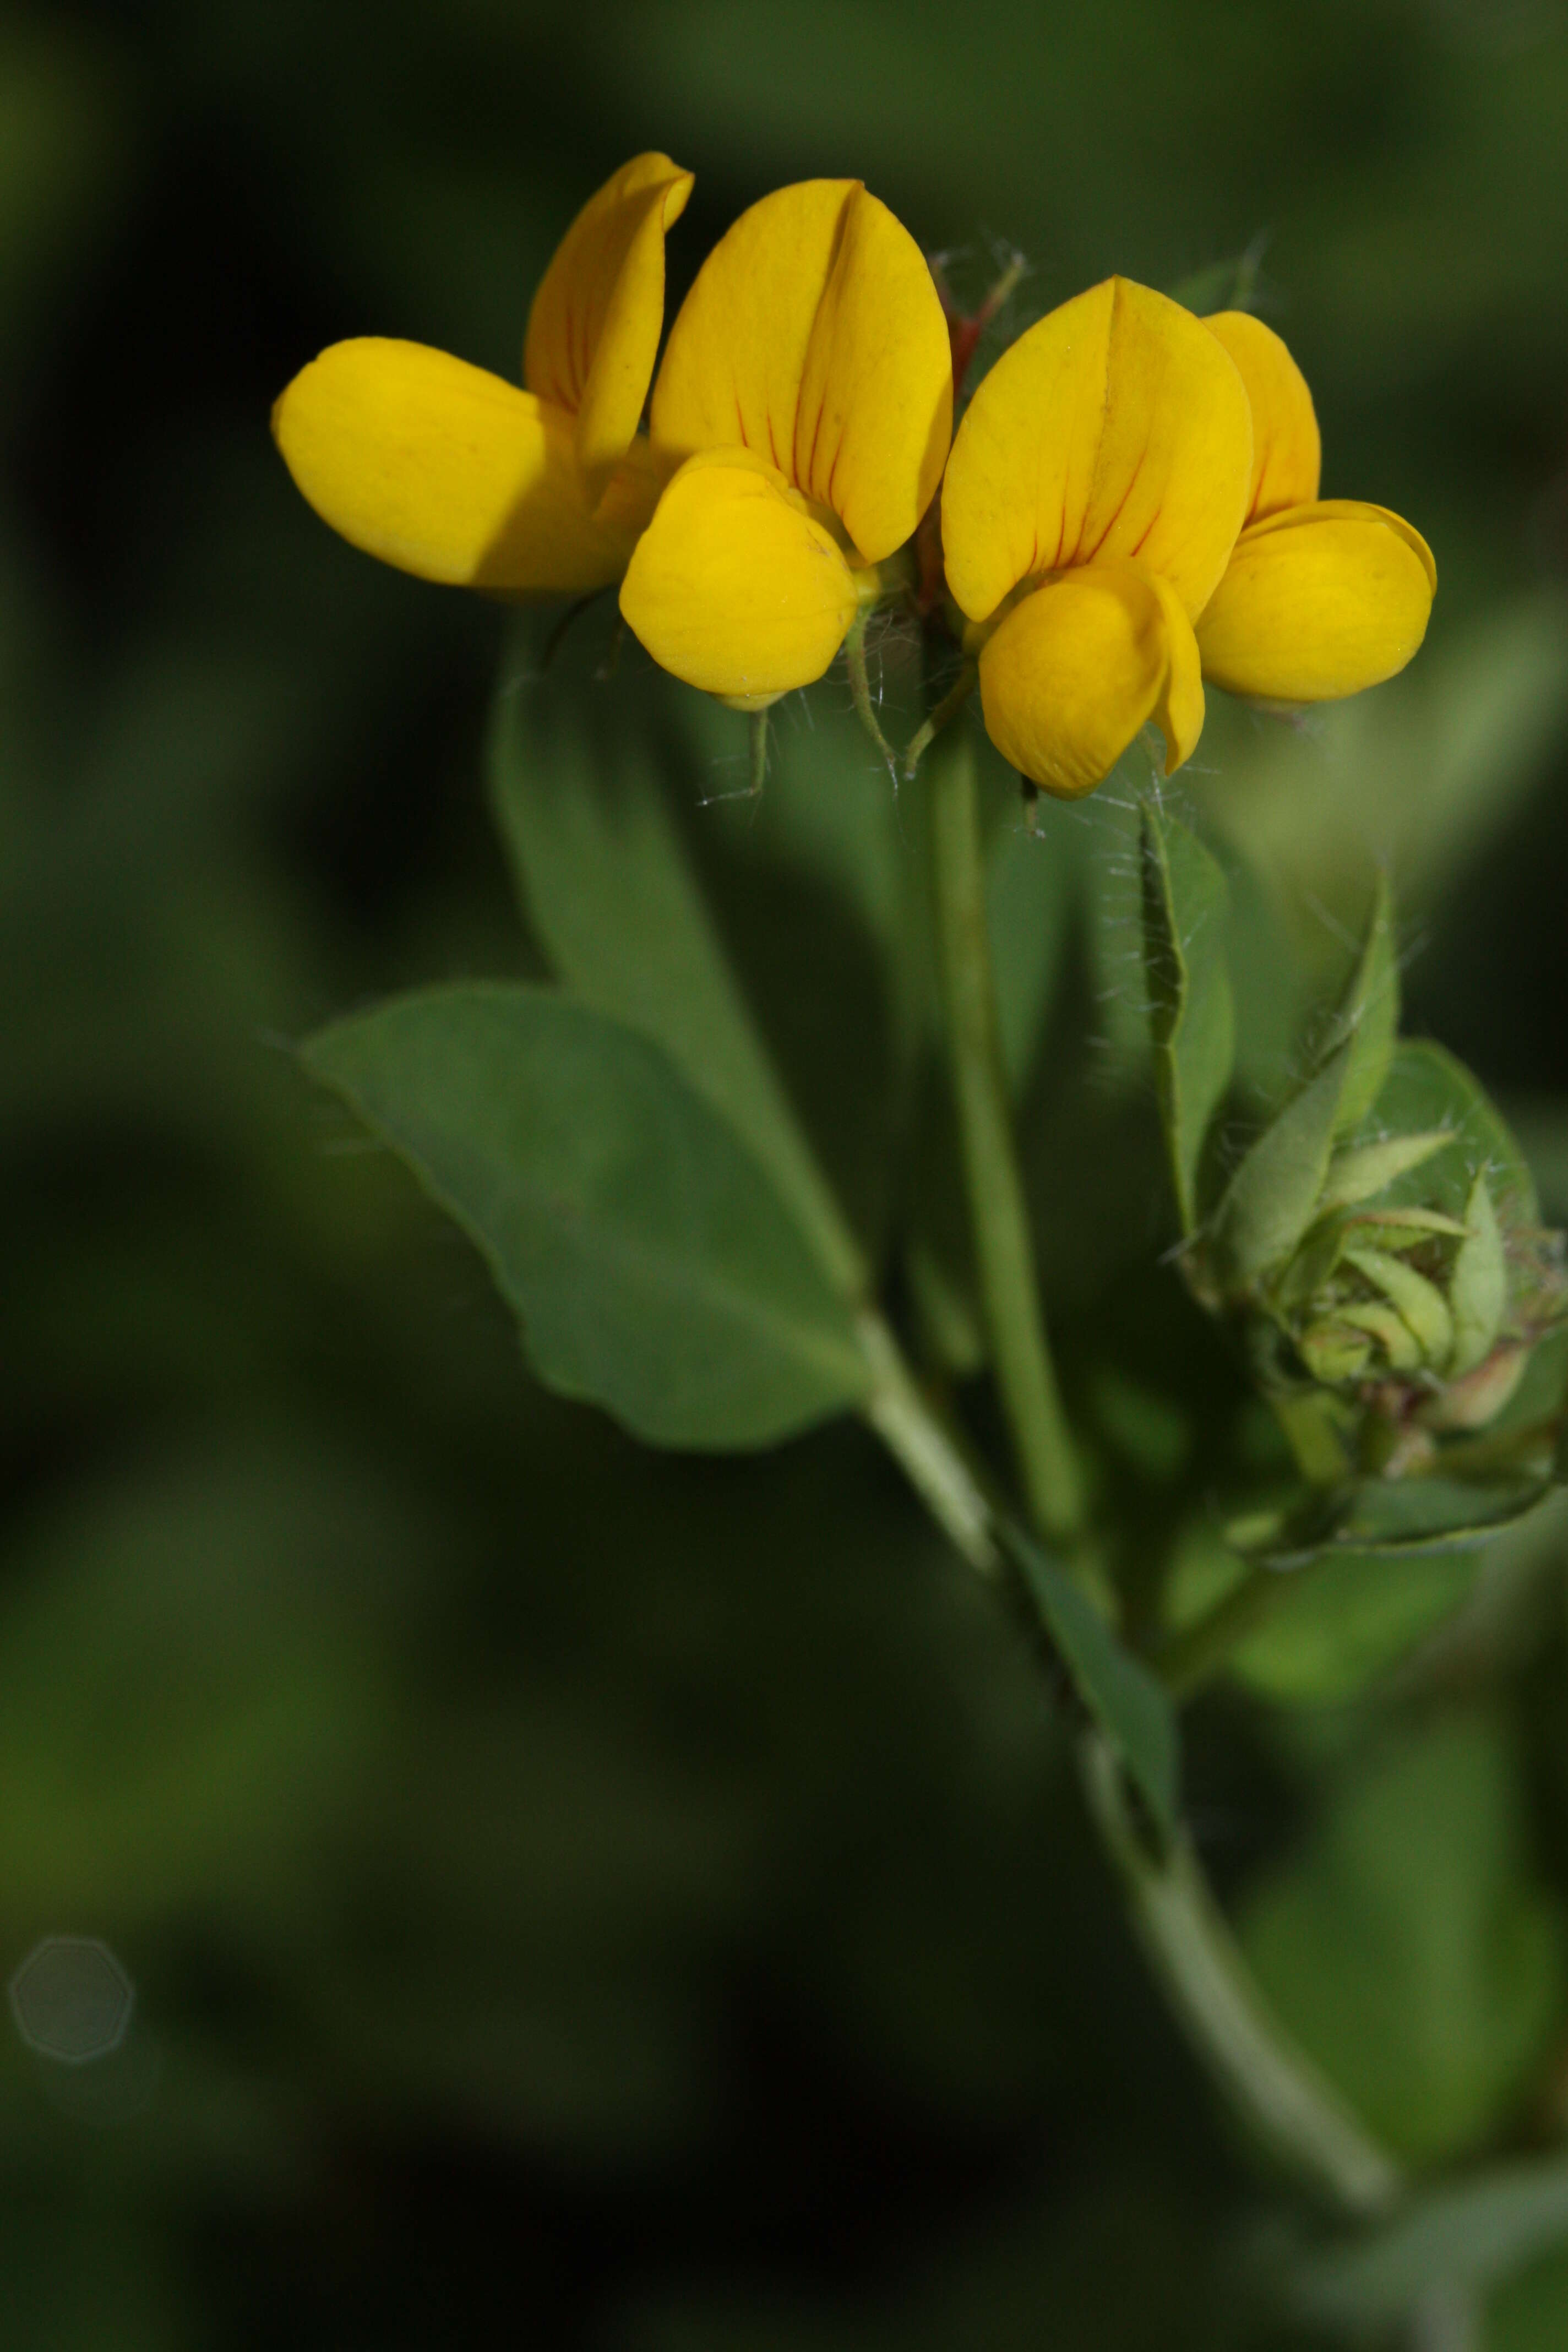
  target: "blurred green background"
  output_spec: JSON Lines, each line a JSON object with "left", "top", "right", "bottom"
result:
{"left": 6, "top": 1, "right": 1568, "bottom": 2344}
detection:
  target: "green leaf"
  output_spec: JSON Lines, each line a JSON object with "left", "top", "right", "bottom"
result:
{"left": 1167, "top": 239, "right": 1265, "bottom": 316}
{"left": 1164, "top": 1522, "right": 1477, "bottom": 1705}
{"left": 1451, "top": 1172, "right": 1510, "bottom": 1376}
{"left": 1292, "top": 2158, "right": 1568, "bottom": 2330}
{"left": 1491, "top": 2237, "right": 1568, "bottom": 2350}
{"left": 1358, "top": 1040, "right": 1539, "bottom": 1226}
{"left": 1316, "top": 1130, "right": 1455, "bottom": 1215}
{"left": 1324, "top": 870, "right": 1400, "bottom": 1138}
{"left": 1241, "top": 1713, "right": 1566, "bottom": 2167}
{"left": 1213, "top": 1042, "right": 1351, "bottom": 1288}
{"left": 989, "top": 798, "right": 1085, "bottom": 1096}
{"left": 488, "top": 654, "right": 866, "bottom": 1303}
{"left": 1235, "top": 1554, "right": 1477, "bottom": 1702}
{"left": 1343, "top": 1205, "right": 1471, "bottom": 1240}
{"left": 1336, "top": 1297, "right": 1425, "bottom": 1371}
{"left": 304, "top": 985, "right": 870, "bottom": 1450}
{"left": 1265, "top": 1473, "right": 1553, "bottom": 1564}
{"left": 1341, "top": 1244, "right": 1454, "bottom": 1365}
{"left": 1140, "top": 800, "right": 1235, "bottom": 1231}
{"left": 1004, "top": 1526, "right": 1179, "bottom": 1836}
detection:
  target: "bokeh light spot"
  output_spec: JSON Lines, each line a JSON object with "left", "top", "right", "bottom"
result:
{"left": 9, "top": 1936, "right": 135, "bottom": 2064}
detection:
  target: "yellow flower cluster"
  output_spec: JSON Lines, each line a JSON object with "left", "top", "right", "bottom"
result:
{"left": 273, "top": 156, "right": 1435, "bottom": 799}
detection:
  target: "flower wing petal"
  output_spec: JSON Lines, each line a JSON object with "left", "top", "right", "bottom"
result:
{"left": 1195, "top": 499, "right": 1436, "bottom": 700}
{"left": 619, "top": 448, "right": 860, "bottom": 702}
{"left": 1204, "top": 311, "right": 1321, "bottom": 522}
{"left": 650, "top": 180, "right": 950, "bottom": 560}
{"left": 524, "top": 155, "right": 693, "bottom": 503}
{"left": 1148, "top": 571, "right": 1206, "bottom": 775}
{"left": 943, "top": 276, "right": 1253, "bottom": 625}
{"left": 273, "top": 338, "right": 643, "bottom": 594}
{"left": 976, "top": 557, "right": 1204, "bottom": 797}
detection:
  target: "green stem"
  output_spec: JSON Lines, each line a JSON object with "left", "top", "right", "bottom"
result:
{"left": 1081, "top": 1733, "right": 1404, "bottom": 2219}
{"left": 926, "top": 722, "right": 1086, "bottom": 1545}
{"left": 748, "top": 707, "right": 770, "bottom": 799}
{"left": 902, "top": 660, "right": 976, "bottom": 780}
{"left": 1273, "top": 1390, "right": 1353, "bottom": 1485}
{"left": 1154, "top": 1555, "right": 1327, "bottom": 1699}
{"left": 857, "top": 1310, "right": 998, "bottom": 1576}
{"left": 843, "top": 605, "right": 899, "bottom": 778}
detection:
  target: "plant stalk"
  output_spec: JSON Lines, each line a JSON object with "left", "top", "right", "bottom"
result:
{"left": 1153, "top": 1556, "right": 1328, "bottom": 1699}
{"left": 1081, "top": 1732, "right": 1404, "bottom": 2219}
{"left": 925, "top": 722, "right": 1086, "bottom": 1545}
{"left": 857, "top": 1310, "right": 998, "bottom": 1577}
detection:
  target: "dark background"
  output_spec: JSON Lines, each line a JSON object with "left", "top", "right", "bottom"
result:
{"left": 5, "top": 1, "right": 1568, "bottom": 2344}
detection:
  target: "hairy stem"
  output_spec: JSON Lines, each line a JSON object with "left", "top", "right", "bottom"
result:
{"left": 843, "top": 605, "right": 899, "bottom": 778}
{"left": 903, "top": 660, "right": 976, "bottom": 780}
{"left": 925, "top": 722, "right": 1086, "bottom": 1545}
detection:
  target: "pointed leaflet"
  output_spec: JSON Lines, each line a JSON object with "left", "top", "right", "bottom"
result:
{"left": 1214, "top": 1041, "right": 1353, "bottom": 1290}
{"left": 489, "top": 647, "right": 866, "bottom": 1304}
{"left": 1325, "top": 872, "right": 1400, "bottom": 1139}
{"left": 1212, "top": 883, "right": 1405, "bottom": 1288}
{"left": 1140, "top": 801, "right": 1235, "bottom": 1231}
{"left": 1263, "top": 1474, "right": 1553, "bottom": 1563}
{"left": 1361, "top": 1041, "right": 1539, "bottom": 1224}
{"left": 1449, "top": 1173, "right": 1510, "bottom": 1377}
{"left": 304, "top": 986, "right": 870, "bottom": 1449}
{"left": 1317, "top": 1131, "right": 1454, "bottom": 1216}
{"left": 1341, "top": 1245, "right": 1454, "bottom": 1364}
{"left": 1004, "top": 1525, "right": 1179, "bottom": 1836}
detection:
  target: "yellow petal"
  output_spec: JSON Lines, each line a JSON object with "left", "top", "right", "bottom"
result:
{"left": 942, "top": 276, "right": 1253, "bottom": 627}
{"left": 619, "top": 447, "right": 861, "bottom": 702}
{"left": 273, "top": 338, "right": 650, "bottom": 594}
{"left": 523, "top": 153, "right": 693, "bottom": 503}
{"left": 1148, "top": 570, "right": 1206, "bottom": 775}
{"left": 1204, "top": 311, "right": 1321, "bottom": 522}
{"left": 1195, "top": 499, "right": 1436, "bottom": 701}
{"left": 976, "top": 557, "right": 1206, "bottom": 798}
{"left": 650, "top": 179, "right": 951, "bottom": 563}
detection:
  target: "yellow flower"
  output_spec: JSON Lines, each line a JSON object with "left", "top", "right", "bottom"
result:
{"left": 618, "top": 179, "right": 954, "bottom": 707}
{"left": 271, "top": 154, "right": 693, "bottom": 596}
{"left": 940, "top": 277, "right": 1254, "bottom": 797}
{"left": 1195, "top": 311, "right": 1436, "bottom": 701}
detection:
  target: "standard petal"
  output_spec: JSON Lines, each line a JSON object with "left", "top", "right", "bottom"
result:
{"left": 943, "top": 276, "right": 1254, "bottom": 627}
{"left": 619, "top": 448, "right": 861, "bottom": 703}
{"left": 1195, "top": 499, "right": 1436, "bottom": 701}
{"left": 1204, "top": 311, "right": 1321, "bottom": 522}
{"left": 524, "top": 153, "right": 693, "bottom": 502}
{"left": 273, "top": 338, "right": 647, "bottom": 593}
{"left": 650, "top": 180, "right": 951, "bottom": 562}
{"left": 976, "top": 557, "right": 1204, "bottom": 798}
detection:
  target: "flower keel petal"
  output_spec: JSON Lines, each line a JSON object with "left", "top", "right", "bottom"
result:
{"left": 273, "top": 338, "right": 646, "bottom": 594}
{"left": 619, "top": 449, "right": 861, "bottom": 703}
{"left": 977, "top": 558, "right": 1202, "bottom": 798}
{"left": 1196, "top": 500, "right": 1436, "bottom": 701}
